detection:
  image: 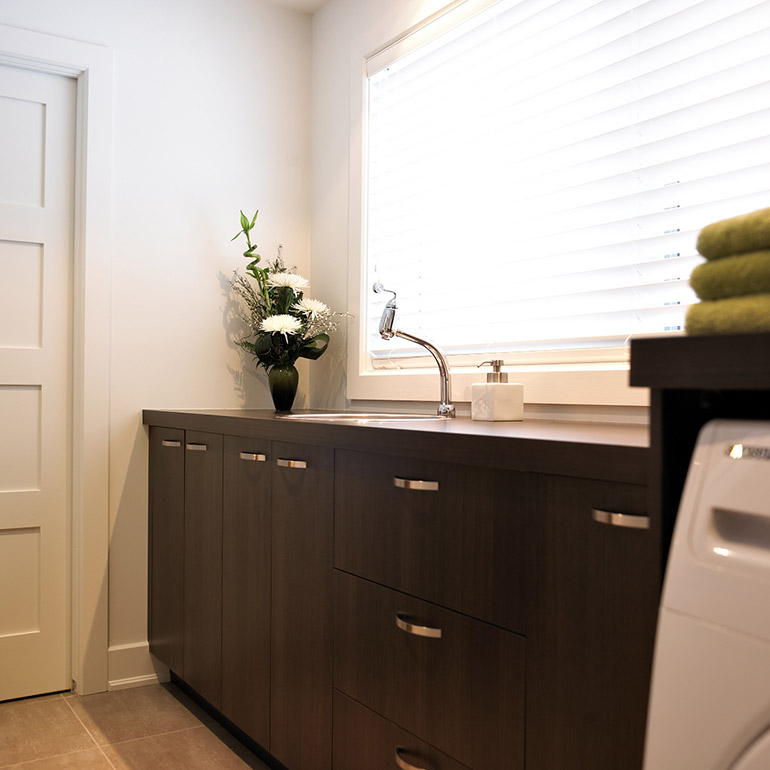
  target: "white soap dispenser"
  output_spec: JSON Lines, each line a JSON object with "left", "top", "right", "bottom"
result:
{"left": 471, "top": 360, "right": 523, "bottom": 422}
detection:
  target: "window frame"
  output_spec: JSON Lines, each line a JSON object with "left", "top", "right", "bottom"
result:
{"left": 345, "top": 0, "right": 651, "bottom": 408}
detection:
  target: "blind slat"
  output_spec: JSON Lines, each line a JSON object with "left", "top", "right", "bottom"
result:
{"left": 364, "top": 0, "right": 770, "bottom": 364}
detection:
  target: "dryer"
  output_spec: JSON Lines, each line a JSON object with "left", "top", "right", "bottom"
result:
{"left": 644, "top": 419, "right": 770, "bottom": 769}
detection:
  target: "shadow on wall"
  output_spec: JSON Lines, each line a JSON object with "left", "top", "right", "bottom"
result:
{"left": 312, "top": 319, "right": 348, "bottom": 410}
{"left": 218, "top": 270, "right": 309, "bottom": 410}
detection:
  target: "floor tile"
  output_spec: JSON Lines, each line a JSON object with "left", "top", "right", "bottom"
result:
{"left": 0, "top": 698, "right": 94, "bottom": 767}
{"left": 66, "top": 683, "right": 211, "bottom": 746}
{"left": 103, "top": 725, "right": 270, "bottom": 770}
{"left": 1, "top": 748, "right": 113, "bottom": 769}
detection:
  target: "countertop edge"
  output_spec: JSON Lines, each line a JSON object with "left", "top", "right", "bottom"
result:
{"left": 142, "top": 409, "right": 649, "bottom": 486}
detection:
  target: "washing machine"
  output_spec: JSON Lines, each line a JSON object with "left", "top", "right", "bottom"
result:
{"left": 644, "top": 419, "right": 770, "bottom": 770}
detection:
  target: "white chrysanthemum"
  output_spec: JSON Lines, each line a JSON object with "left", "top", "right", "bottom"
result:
{"left": 259, "top": 314, "right": 302, "bottom": 335}
{"left": 292, "top": 298, "right": 330, "bottom": 316}
{"left": 267, "top": 272, "right": 309, "bottom": 290}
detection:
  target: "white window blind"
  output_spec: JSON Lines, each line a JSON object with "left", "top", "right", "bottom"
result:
{"left": 364, "top": 0, "right": 770, "bottom": 368}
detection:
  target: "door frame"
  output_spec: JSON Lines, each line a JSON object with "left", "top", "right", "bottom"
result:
{"left": 0, "top": 24, "right": 112, "bottom": 695}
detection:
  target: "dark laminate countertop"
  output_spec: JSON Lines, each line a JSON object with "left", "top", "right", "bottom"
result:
{"left": 143, "top": 409, "right": 649, "bottom": 485}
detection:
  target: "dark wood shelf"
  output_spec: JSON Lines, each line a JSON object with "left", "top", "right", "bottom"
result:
{"left": 630, "top": 332, "right": 770, "bottom": 390}
{"left": 630, "top": 332, "right": 770, "bottom": 580}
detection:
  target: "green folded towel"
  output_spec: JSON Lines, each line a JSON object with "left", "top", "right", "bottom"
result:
{"left": 689, "top": 250, "right": 770, "bottom": 301}
{"left": 696, "top": 206, "right": 770, "bottom": 260}
{"left": 686, "top": 294, "right": 770, "bottom": 335}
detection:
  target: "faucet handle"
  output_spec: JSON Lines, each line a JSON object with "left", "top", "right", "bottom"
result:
{"left": 373, "top": 282, "right": 397, "bottom": 304}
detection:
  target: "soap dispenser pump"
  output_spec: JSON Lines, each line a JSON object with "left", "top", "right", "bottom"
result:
{"left": 471, "top": 360, "right": 523, "bottom": 421}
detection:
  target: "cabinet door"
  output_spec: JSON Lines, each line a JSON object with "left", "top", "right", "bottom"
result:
{"left": 271, "top": 441, "right": 333, "bottom": 770}
{"left": 335, "top": 571, "right": 525, "bottom": 770}
{"left": 221, "top": 435, "right": 271, "bottom": 746}
{"left": 527, "top": 475, "right": 658, "bottom": 770}
{"left": 148, "top": 426, "right": 185, "bottom": 674}
{"left": 183, "top": 430, "right": 223, "bottom": 709}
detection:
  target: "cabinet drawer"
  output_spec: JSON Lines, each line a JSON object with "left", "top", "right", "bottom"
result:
{"left": 334, "top": 449, "right": 528, "bottom": 632}
{"left": 334, "top": 571, "right": 525, "bottom": 770}
{"left": 333, "top": 690, "right": 470, "bottom": 770}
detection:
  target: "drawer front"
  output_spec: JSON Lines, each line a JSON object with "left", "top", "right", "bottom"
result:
{"left": 334, "top": 449, "right": 529, "bottom": 632}
{"left": 333, "top": 690, "right": 471, "bottom": 770}
{"left": 334, "top": 571, "right": 525, "bottom": 770}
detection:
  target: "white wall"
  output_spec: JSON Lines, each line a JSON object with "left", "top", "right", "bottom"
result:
{"left": 0, "top": 0, "right": 313, "bottom": 686}
{"left": 309, "top": 0, "right": 449, "bottom": 410}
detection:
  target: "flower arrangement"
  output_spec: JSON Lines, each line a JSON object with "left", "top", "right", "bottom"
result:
{"left": 230, "top": 210, "right": 339, "bottom": 373}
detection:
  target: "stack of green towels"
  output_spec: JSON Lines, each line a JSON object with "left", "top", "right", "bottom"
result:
{"left": 686, "top": 206, "right": 770, "bottom": 335}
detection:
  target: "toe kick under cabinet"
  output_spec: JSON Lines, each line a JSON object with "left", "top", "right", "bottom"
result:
{"left": 145, "top": 411, "right": 655, "bottom": 770}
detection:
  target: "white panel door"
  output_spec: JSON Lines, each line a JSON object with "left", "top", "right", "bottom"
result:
{"left": 0, "top": 64, "right": 75, "bottom": 701}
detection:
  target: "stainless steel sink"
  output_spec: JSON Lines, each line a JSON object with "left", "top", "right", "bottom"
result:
{"left": 276, "top": 412, "right": 445, "bottom": 424}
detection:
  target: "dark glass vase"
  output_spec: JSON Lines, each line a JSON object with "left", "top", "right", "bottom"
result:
{"left": 268, "top": 363, "right": 299, "bottom": 412}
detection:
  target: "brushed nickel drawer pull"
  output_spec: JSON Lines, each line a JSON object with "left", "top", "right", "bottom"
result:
{"left": 591, "top": 508, "right": 650, "bottom": 530}
{"left": 240, "top": 452, "right": 266, "bottom": 462}
{"left": 161, "top": 440, "right": 181, "bottom": 448}
{"left": 276, "top": 458, "right": 307, "bottom": 469}
{"left": 185, "top": 443, "right": 207, "bottom": 452}
{"left": 395, "top": 613, "right": 442, "bottom": 639}
{"left": 395, "top": 747, "right": 430, "bottom": 770}
{"left": 393, "top": 477, "right": 439, "bottom": 492}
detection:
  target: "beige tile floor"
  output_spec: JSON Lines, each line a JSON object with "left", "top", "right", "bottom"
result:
{"left": 0, "top": 683, "right": 271, "bottom": 769}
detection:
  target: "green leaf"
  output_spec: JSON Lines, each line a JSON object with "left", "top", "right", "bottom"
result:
{"left": 250, "top": 210, "right": 259, "bottom": 228}
{"left": 253, "top": 334, "right": 272, "bottom": 355}
{"left": 296, "top": 333, "right": 330, "bottom": 361}
{"left": 240, "top": 210, "right": 250, "bottom": 232}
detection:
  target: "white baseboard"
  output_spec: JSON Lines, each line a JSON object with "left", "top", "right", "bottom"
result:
{"left": 108, "top": 641, "right": 169, "bottom": 691}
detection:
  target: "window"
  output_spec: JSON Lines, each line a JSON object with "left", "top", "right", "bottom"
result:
{"left": 348, "top": 0, "right": 770, "bottom": 405}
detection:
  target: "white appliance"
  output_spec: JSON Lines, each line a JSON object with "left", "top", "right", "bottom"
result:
{"left": 644, "top": 419, "right": 770, "bottom": 769}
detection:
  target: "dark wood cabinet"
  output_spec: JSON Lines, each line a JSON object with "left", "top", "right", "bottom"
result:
{"left": 271, "top": 441, "right": 334, "bottom": 770}
{"left": 145, "top": 409, "right": 653, "bottom": 770}
{"left": 221, "top": 435, "right": 271, "bottom": 746}
{"left": 526, "top": 475, "right": 657, "bottom": 770}
{"left": 334, "top": 571, "right": 526, "bottom": 770}
{"left": 183, "top": 430, "right": 223, "bottom": 709}
{"left": 148, "top": 428, "right": 224, "bottom": 709}
{"left": 148, "top": 426, "right": 185, "bottom": 675}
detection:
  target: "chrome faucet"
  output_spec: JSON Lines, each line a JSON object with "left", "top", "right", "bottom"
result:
{"left": 373, "top": 283, "right": 455, "bottom": 417}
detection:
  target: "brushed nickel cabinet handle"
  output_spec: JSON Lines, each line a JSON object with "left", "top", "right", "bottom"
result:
{"left": 395, "top": 612, "right": 442, "bottom": 639}
{"left": 240, "top": 452, "right": 266, "bottom": 462}
{"left": 161, "top": 440, "right": 181, "bottom": 448}
{"left": 592, "top": 508, "right": 650, "bottom": 530}
{"left": 185, "top": 443, "right": 207, "bottom": 452}
{"left": 276, "top": 458, "right": 307, "bottom": 469}
{"left": 395, "top": 747, "right": 431, "bottom": 770}
{"left": 393, "top": 477, "right": 439, "bottom": 492}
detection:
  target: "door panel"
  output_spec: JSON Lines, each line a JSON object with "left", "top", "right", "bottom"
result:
{"left": 183, "top": 431, "right": 223, "bottom": 709}
{"left": 0, "top": 64, "right": 76, "bottom": 701}
{"left": 271, "top": 441, "right": 333, "bottom": 770}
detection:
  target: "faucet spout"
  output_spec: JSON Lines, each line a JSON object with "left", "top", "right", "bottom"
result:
{"left": 394, "top": 330, "right": 455, "bottom": 417}
{"left": 373, "top": 282, "right": 454, "bottom": 417}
